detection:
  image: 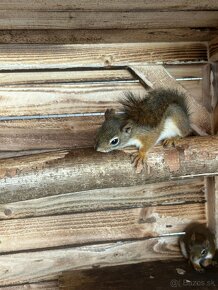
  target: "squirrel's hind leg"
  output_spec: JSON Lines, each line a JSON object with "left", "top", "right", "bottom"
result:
{"left": 161, "top": 105, "right": 191, "bottom": 148}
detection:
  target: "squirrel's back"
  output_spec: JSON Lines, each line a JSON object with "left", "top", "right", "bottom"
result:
{"left": 120, "top": 88, "right": 189, "bottom": 127}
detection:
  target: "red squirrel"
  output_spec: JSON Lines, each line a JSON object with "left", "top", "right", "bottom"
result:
{"left": 95, "top": 88, "right": 191, "bottom": 173}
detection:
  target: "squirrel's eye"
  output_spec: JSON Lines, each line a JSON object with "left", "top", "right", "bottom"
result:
{"left": 201, "top": 249, "right": 207, "bottom": 256}
{"left": 110, "top": 137, "right": 119, "bottom": 146}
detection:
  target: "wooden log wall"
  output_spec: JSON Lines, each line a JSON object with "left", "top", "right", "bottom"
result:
{"left": 0, "top": 1, "right": 217, "bottom": 287}
{"left": 0, "top": 1, "right": 217, "bottom": 43}
{"left": 0, "top": 41, "right": 213, "bottom": 287}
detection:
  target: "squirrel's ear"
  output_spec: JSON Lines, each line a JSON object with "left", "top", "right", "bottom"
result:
{"left": 121, "top": 122, "right": 132, "bottom": 134}
{"left": 105, "top": 109, "right": 115, "bottom": 120}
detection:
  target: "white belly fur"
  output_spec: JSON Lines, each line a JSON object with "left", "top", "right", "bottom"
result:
{"left": 156, "top": 118, "right": 181, "bottom": 144}
{"left": 126, "top": 138, "right": 142, "bottom": 148}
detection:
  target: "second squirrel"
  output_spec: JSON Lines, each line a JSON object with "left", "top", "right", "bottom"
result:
{"left": 95, "top": 88, "right": 191, "bottom": 173}
{"left": 179, "top": 223, "right": 216, "bottom": 272}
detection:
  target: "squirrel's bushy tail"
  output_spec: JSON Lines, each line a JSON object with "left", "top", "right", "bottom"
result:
{"left": 120, "top": 88, "right": 190, "bottom": 127}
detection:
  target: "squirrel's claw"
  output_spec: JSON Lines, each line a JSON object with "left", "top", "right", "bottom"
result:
{"left": 131, "top": 151, "right": 149, "bottom": 174}
{"left": 162, "top": 137, "right": 180, "bottom": 148}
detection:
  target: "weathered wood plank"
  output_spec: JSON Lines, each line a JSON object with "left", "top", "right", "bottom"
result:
{"left": 0, "top": 69, "right": 134, "bottom": 85}
{"left": 209, "top": 36, "right": 218, "bottom": 62}
{"left": 0, "top": 116, "right": 101, "bottom": 151}
{"left": 0, "top": 178, "right": 204, "bottom": 219}
{"left": 60, "top": 260, "right": 218, "bottom": 290}
{"left": 0, "top": 82, "right": 143, "bottom": 116}
{"left": 0, "top": 281, "right": 59, "bottom": 290}
{"left": 206, "top": 62, "right": 218, "bottom": 247}
{"left": 176, "top": 79, "right": 202, "bottom": 103}
{"left": 0, "top": 203, "right": 206, "bottom": 253}
{"left": 215, "top": 177, "right": 218, "bottom": 246}
{"left": 0, "top": 29, "right": 217, "bottom": 44}
{"left": 0, "top": 237, "right": 181, "bottom": 286}
{"left": 211, "top": 63, "right": 218, "bottom": 134}
{"left": 1, "top": 1, "right": 218, "bottom": 11}
{"left": 0, "top": 65, "right": 204, "bottom": 86}
{"left": 161, "top": 65, "right": 204, "bottom": 104}
{"left": 0, "top": 136, "right": 216, "bottom": 204}
{"left": 0, "top": 11, "right": 217, "bottom": 30}
{"left": 0, "top": 43, "right": 207, "bottom": 70}
{"left": 164, "top": 64, "right": 204, "bottom": 79}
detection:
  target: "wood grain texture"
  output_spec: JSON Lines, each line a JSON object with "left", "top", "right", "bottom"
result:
{"left": 206, "top": 62, "right": 218, "bottom": 246}
{"left": 0, "top": 11, "right": 217, "bottom": 30}
{"left": 165, "top": 64, "right": 204, "bottom": 79}
{"left": 0, "top": 82, "right": 142, "bottom": 116}
{"left": 0, "top": 116, "right": 102, "bottom": 151}
{"left": 215, "top": 177, "right": 218, "bottom": 246}
{"left": 0, "top": 69, "right": 134, "bottom": 85}
{"left": 0, "top": 1, "right": 218, "bottom": 11}
{"left": 0, "top": 203, "right": 206, "bottom": 253}
{"left": 0, "top": 178, "right": 204, "bottom": 219}
{"left": 209, "top": 36, "right": 218, "bottom": 62}
{"left": 60, "top": 260, "right": 218, "bottom": 290}
{"left": 0, "top": 65, "right": 203, "bottom": 85}
{"left": 0, "top": 136, "right": 216, "bottom": 204}
{"left": 177, "top": 80, "right": 202, "bottom": 103}
{"left": 0, "top": 281, "right": 59, "bottom": 290}
{"left": 0, "top": 29, "right": 217, "bottom": 44}
{"left": 0, "top": 43, "right": 207, "bottom": 70}
{"left": 211, "top": 63, "right": 218, "bottom": 134}
{"left": 0, "top": 237, "right": 181, "bottom": 286}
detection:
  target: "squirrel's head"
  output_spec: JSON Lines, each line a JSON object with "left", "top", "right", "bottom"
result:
{"left": 95, "top": 109, "right": 133, "bottom": 152}
{"left": 188, "top": 232, "right": 214, "bottom": 263}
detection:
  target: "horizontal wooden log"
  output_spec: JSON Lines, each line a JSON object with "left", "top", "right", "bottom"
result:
{"left": 1, "top": 1, "right": 218, "bottom": 11}
{"left": 0, "top": 237, "right": 181, "bottom": 285}
{"left": 0, "top": 43, "right": 207, "bottom": 70}
{"left": 60, "top": 260, "right": 218, "bottom": 290}
{"left": 0, "top": 11, "right": 217, "bottom": 30}
{"left": 0, "top": 136, "right": 216, "bottom": 204}
{"left": 0, "top": 281, "right": 59, "bottom": 290}
{"left": 0, "top": 178, "right": 204, "bottom": 219}
{"left": 0, "top": 29, "right": 217, "bottom": 44}
{"left": 0, "top": 203, "right": 205, "bottom": 253}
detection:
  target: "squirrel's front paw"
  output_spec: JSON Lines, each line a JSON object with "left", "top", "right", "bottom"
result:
{"left": 162, "top": 137, "right": 180, "bottom": 148}
{"left": 193, "top": 264, "right": 205, "bottom": 272}
{"left": 130, "top": 152, "right": 149, "bottom": 174}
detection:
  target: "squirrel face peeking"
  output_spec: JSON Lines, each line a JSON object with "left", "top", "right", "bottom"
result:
{"left": 95, "top": 109, "right": 135, "bottom": 152}
{"left": 179, "top": 223, "right": 216, "bottom": 272}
